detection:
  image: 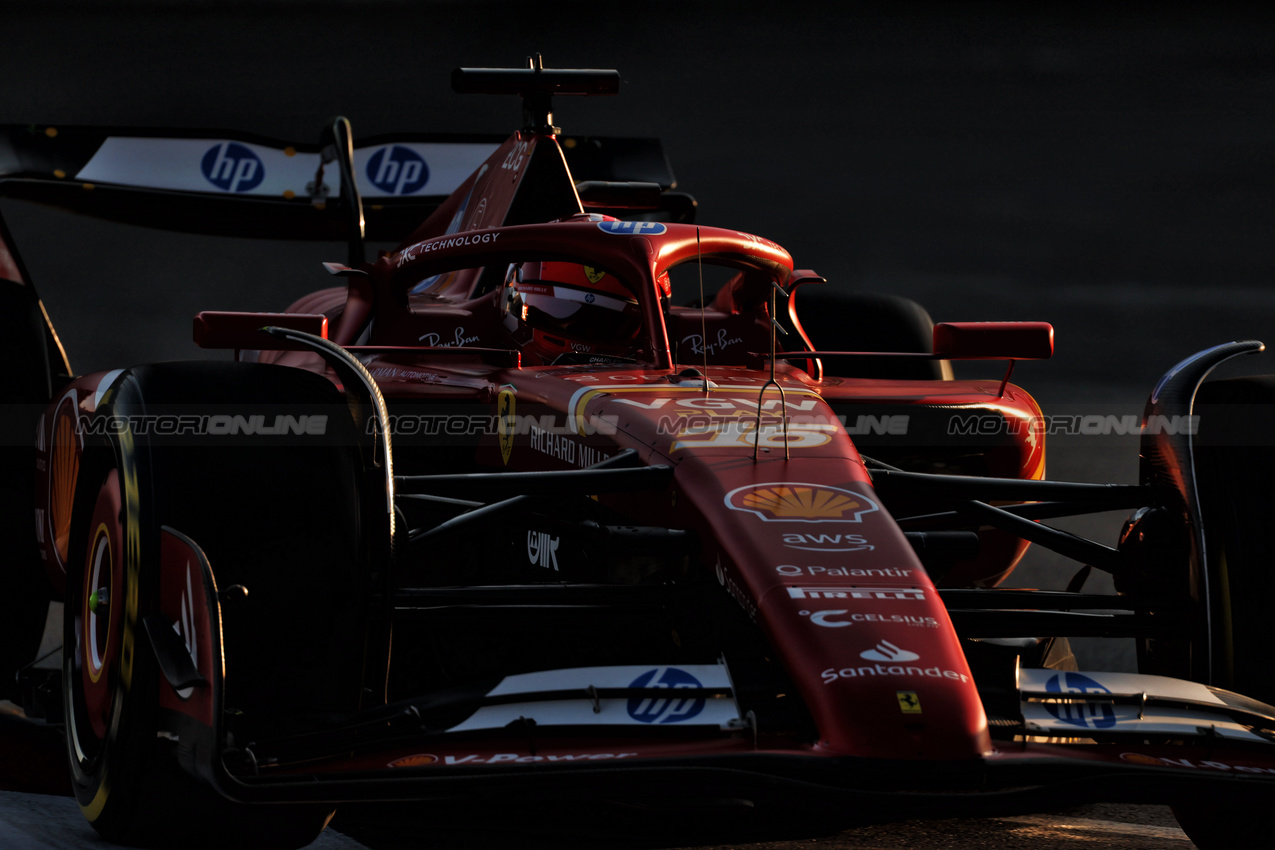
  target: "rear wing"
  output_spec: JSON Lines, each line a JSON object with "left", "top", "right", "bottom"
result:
{"left": 0, "top": 123, "right": 678, "bottom": 243}
{"left": 0, "top": 60, "right": 688, "bottom": 389}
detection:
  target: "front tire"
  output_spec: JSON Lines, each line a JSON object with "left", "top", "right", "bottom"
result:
{"left": 1192, "top": 376, "right": 1275, "bottom": 702}
{"left": 0, "top": 278, "right": 62, "bottom": 700}
{"left": 63, "top": 361, "right": 365, "bottom": 849}
{"left": 1172, "top": 801, "right": 1270, "bottom": 850}
{"left": 792, "top": 290, "right": 952, "bottom": 380}
{"left": 1170, "top": 375, "right": 1275, "bottom": 846}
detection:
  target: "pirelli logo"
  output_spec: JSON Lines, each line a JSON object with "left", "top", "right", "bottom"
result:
{"left": 786, "top": 586, "right": 925, "bottom": 601}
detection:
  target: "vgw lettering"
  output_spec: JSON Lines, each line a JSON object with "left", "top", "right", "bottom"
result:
{"left": 669, "top": 421, "right": 837, "bottom": 451}
{"left": 616, "top": 397, "right": 822, "bottom": 411}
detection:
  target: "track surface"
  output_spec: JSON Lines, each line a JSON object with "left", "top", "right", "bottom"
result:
{"left": 3, "top": 1, "right": 1274, "bottom": 847}
{"left": 0, "top": 787, "right": 1192, "bottom": 850}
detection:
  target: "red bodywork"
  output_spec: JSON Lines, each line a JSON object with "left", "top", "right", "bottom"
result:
{"left": 248, "top": 135, "right": 1036, "bottom": 766}
{"left": 23, "top": 83, "right": 1275, "bottom": 825}
{"left": 25, "top": 132, "right": 1048, "bottom": 771}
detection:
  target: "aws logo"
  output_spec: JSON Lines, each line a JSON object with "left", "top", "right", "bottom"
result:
{"left": 201, "top": 143, "right": 263, "bottom": 193}
{"left": 367, "top": 145, "right": 429, "bottom": 195}
{"left": 782, "top": 532, "right": 873, "bottom": 552}
{"left": 725, "top": 483, "right": 879, "bottom": 523}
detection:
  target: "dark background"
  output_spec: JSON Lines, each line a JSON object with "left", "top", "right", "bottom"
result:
{"left": 4, "top": 1, "right": 1275, "bottom": 669}
{"left": 3, "top": 3, "right": 1274, "bottom": 846}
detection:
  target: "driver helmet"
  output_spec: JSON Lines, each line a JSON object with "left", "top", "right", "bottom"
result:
{"left": 501, "top": 261, "right": 644, "bottom": 365}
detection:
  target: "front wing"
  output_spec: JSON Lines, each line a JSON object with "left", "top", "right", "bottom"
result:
{"left": 153, "top": 528, "right": 1275, "bottom": 814}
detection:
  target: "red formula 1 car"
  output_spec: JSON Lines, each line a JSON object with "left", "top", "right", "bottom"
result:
{"left": 3, "top": 60, "right": 1275, "bottom": 849}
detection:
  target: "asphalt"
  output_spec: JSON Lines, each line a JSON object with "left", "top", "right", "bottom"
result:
{"left": 0, "top": 787, "right": 369, "bottom": 850}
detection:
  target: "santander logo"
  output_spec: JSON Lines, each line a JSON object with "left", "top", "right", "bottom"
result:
{"left": 860, "top": 641, "right": 920, "bottom": 663}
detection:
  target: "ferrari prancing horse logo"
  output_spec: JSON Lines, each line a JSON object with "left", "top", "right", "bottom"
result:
{"left": 498, "top": 389, "right": 516, "bottom": 466}
{"left": 897, "top": 691, "right": 922, "bottom": 714}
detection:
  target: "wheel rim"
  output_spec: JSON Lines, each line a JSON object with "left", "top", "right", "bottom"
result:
{"left": 49, "top": 399, "right": 81, "bottom": 566}
{"left": 72, "top": 470, "right": 124, "bottom": 752}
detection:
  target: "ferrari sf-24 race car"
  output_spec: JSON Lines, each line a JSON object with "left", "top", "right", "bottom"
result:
{"left": 3, "top": 60, "right": 1275, "bottom": 849}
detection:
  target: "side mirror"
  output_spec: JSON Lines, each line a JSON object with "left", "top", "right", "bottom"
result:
{"left": 932, "top": 322, "right": 1054, "bottom": 360}
{"left": 194, "top": 311, "right": 328, "bottom": 351}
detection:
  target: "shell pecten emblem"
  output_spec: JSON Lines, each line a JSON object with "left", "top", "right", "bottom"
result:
{"left": 388, "top": 753, "right": 439, "bottom": 768}
{"left": 724, "top": 483, "right": 879, "bottom": 523}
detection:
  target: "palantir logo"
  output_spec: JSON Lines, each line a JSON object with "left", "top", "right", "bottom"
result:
{"left": 1043, "top": 672, "right": 1117, "bottom": 729}
{"left": 200, "top": 142, "right": 264, "bottom": 193}
{"left": 627, "top": 667, "right": 705, "bottom": 724}
{"left": 367, "top": 145, "right": 429, "bottom": 195}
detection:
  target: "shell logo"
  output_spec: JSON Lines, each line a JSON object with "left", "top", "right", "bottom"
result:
{"left": 1119, "top": 752, "right": 1165, "bottom": 767}
{"left": 724, "top": 483, "right": 879, "bottom": 523}
{"left": 388, "top": 754, "right": 439, "bottom": 768}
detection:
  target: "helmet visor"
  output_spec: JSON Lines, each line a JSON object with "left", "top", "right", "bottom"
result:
{"left": 512, "top": 281, "right": 642, "bottom": 344}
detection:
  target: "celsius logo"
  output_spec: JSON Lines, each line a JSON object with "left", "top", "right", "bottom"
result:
{"left": 1043, "top": 672, "right": 1116, "bottom": 729}
{"left": 860, "top": 641, "right": 920, "bottom": 662}
{"left": 367, "top": 145, "right": 429, "bottom": 195}
{"left": 597, "top": 221, "right": 667, "bottom": 236}
{"left": 627, "top": 667, "right": 705, "bottom": 724}
{"left": 200, "top": 142, "right": 264, "bottom": 193}
{"left": 802, "top": 609, "right": 851, "bottom": 628}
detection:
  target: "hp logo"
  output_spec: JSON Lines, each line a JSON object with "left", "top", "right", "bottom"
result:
{"left": 1043, "top": 672, "right": 1116, "bottom": 729}
{"left": 626, "top": 667, "right": 705, "bottom": 724}
{"left": 597, "top": 221, "right": 667, "bottom": 236}
{"left": 367, "top": 145, "right": 429, "bottom": 195}
{"left": 200, "top": 143, "right": 264, "bottom": 193}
